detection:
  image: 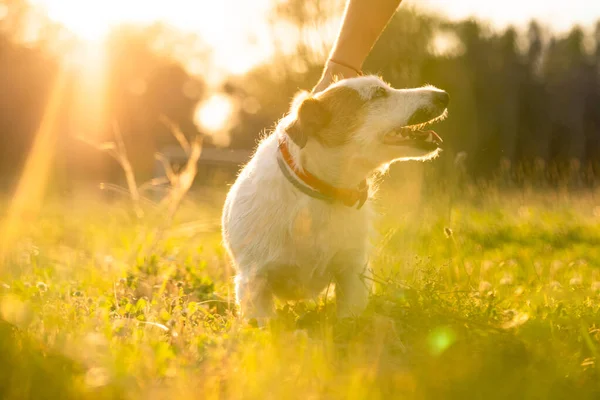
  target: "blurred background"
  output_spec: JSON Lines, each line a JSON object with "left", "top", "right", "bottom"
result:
{"left": 0, "top": 0, "right": 599, "bottom": 195}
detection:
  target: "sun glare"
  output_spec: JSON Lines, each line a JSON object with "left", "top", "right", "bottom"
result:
{"left": 421, "top": 0, "right": 600, "bottom": 32}
{"left": 32, "top": 0, "right": 128, "bottom": 42}
{"left": 0, "top": 69, "right": 68, "bottom": 267}
{"left": 194, "top": 94, "right": 234, "bottom": 134}
{"left": 31, "top": 0, "right": 275, "bottom": 76}
{"left": 31, "top": 0, "right": 600, "bottom": 79}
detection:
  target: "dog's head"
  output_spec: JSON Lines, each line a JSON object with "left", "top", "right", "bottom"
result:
{"left": 285, "top": 75, "right": 449, "bottom": 171}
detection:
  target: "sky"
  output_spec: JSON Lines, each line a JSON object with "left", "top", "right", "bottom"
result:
{"left": 29, "top": 0, "right": 276, "bottom": 76}
{"left": 27, "top": 0, "right": 599, "bottom": 134}
{"left": 419, "top": 0, "right": 600, "bottom": 33}
{"left": 30, "top": 0, "right": 600, "bottom": 77}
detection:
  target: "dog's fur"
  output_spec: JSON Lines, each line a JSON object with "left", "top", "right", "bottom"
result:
{"left": 222, "top": 75, "right": 449, "bottom": 320}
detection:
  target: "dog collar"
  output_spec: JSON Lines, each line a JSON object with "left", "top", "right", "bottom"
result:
{"left": 276, "top": 135, "right": 368, "bottom": 209}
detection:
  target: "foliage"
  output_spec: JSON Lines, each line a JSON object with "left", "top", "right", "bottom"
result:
{"left": 1, "top": 185, "right": 600, "bottom": 399}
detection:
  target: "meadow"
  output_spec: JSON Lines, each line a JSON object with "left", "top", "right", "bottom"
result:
{"left": 1, "top": 177, "right": 600, "bottom": 399}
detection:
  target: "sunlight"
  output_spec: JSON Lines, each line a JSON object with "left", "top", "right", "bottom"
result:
{"left": 194, "top": 94, "right": 234, "bottom": 134}
{"left": 0, "top": 69, "right": 68, "bottom": 268}
{"left": 30, "top": 0, "right": 600, "bottom": 80}
{"left": 67, "top": 43, "right": 109, "bottom": 139}
{"left": 31, "top": 0, "right": 275, "bottom": 76}
{"left": 428, "top": 31, "right": 465, "bottom": 57}
{"left": 32, "top": 0, "right": 131, "bottom": 42}
{"left": 420, "top": 0, "right": 600, "bottom": 32}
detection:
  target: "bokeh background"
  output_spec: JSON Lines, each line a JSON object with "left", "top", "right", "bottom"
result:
{"left": 1, "top": 0, "right": 599, "bottom": 195}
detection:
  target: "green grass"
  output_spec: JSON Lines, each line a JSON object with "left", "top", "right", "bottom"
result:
{"left": 1, "top": 185, "right": 600, "bottom": 399}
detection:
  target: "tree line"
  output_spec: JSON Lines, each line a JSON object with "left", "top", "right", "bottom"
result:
{"left": 0, "top": 3, "right": 598, "bottom": 189}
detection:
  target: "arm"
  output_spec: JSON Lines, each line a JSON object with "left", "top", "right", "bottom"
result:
{"left": 312, "top": 0, "right": 402, "bottom": 93}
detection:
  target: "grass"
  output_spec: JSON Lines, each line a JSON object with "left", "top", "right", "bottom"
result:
{"left": 1, "top": 182, "right": 600, "bottom": 399}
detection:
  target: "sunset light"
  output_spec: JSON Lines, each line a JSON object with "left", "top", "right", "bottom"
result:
{"left": 195, "top": 95, "right": 233, "bottom": 133}
{"left": 194, "top": 94, "right": 234, "bottom": 146}
{"left": 27, "top": 0, "right": 600, "bottom": 81}
{"left": 421, "top": 0, "right": 600, "bottom": 33}
{"left": 32, "top": 1, "right": 128, "bottom": 41}
{"left": 31, "top": 0, "right": 276, "bottom": 76}
{"left": 2, "top": 0, "right": 600, "bottom": 398}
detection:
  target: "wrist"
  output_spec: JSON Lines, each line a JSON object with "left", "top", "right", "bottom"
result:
{"left": 312, "top": 59, "right": 363, "bottom": 94}
{"left": 324, "top": 59, "right": 362, "bottom": 82}
{"left": 327, "top": 58, "right": 363, "bottom": 76}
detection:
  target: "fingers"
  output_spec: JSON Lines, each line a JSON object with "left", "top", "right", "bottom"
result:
{"left": 311, "top": 60, "right": 361, "bottom": 94}
{"left": 311, "top": 75, "right": 334, "bottom": 94}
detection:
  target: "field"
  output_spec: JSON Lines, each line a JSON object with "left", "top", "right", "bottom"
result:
{"left": 1, "top": 178, "right": 600, "bottom": 399}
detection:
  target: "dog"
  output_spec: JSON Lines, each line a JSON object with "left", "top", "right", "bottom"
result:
{"left": 222, "top": 75, "right": 449, "bottom": 321}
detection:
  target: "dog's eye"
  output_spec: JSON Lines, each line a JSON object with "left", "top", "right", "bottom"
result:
{"left": 371, "top": 87, "right": 388, "bottom": 100}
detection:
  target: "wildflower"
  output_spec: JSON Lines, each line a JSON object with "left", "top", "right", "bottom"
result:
{"left": 569, "top": 275, "right": 583, "bottom": 287}
{"left": 514, "top": 286, "right": 524, "bottom": 295}
{"left": 550, "top": 260, "right": 563, "bottom": 273}
{"left": 481, "top": 260, "right": 494, "bottom": 273}
{"left": 479, "top": 281, "right": 492, "bottom": 293}
{"left": 85, "top": 367, "right": 110, "bottom": 388}
{"left": 36, "top": 282, "right": 48, "bottom": 292}
{"left": 548, "top": 281, "right": 562, "bottom": 291}
{"left": 500, "top": 273, "right": 514, "bottom": 286}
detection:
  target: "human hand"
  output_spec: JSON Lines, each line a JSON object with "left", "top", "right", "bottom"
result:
{"left": 311, "top": 59, "right": 362, "bottom": 94}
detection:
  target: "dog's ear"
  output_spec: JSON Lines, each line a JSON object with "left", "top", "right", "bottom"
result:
{"left": 287, "top": 97, "right": 330, "bottom": 148}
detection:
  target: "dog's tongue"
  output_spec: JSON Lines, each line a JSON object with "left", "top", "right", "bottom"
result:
{"left": 412, "top": 130, "right": 443, "bottom": 145}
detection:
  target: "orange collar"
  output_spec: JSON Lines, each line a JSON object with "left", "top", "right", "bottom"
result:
{"left": 277, "top": 136, "right": 368, "bottom": 209}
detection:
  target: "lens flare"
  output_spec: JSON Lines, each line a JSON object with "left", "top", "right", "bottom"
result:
{"left": 0, "top": 69, "right": 68, "bottom": 268}
{"left": 194, "top": 94, "right": 234, "bottom": 141}
{"left": 428, "top": 326, "right": 456, "bottom": 356}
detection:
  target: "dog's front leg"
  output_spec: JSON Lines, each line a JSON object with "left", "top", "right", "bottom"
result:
{"left": 332, "top": 252, "right": 372, "bottom": 318}
{"left": 235, "top": 272, "right": 275, "bottom": 323}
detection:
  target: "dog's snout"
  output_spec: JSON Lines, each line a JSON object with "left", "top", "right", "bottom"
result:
{"left": 432, "top": 91, "right": 450, "bottom": 109}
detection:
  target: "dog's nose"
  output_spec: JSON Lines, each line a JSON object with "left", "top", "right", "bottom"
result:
{"left": 432, "top": 91, "right": 450, "bottom": 109}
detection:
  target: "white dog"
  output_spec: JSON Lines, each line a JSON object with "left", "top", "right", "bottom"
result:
{"left": 222, "top": 75, "right": 449, "bottom": 320}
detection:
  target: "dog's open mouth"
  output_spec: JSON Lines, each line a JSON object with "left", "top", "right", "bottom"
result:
{"left": 383, "top": 109, "right": 447, "bottom": 150}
